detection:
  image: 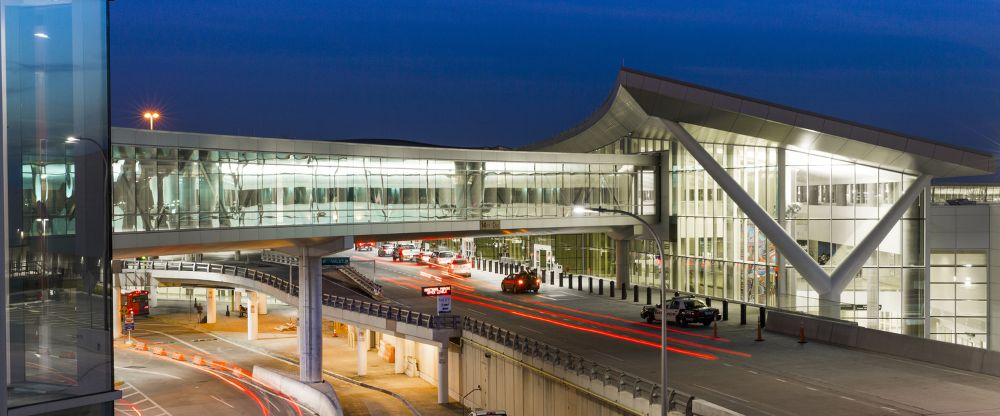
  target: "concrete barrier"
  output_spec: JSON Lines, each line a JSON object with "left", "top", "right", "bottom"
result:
{"left": 693, "top": 399, "right": 745, "bottom": 416}
{"left": 252, "top": 366, "right": 343, "bottom": 416}
{"left": 767, "top": 310, "right": 1000, "bottom": 378}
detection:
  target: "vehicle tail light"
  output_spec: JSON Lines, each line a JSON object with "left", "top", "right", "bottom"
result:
{"left": 535, "top": 279, "right": 541, "bottom": 284}
{"left": 517, "top": 279, "right": 523, "bottom": 285}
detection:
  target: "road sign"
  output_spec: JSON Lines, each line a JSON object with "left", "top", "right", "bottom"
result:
{"left": 123, "top": 322, "right": 135, "bottom": 332}
{"left": 421, "top": 285, "right": 452, "bottom": 296}
{"left": 437, "top": 295, "right": 452, "bottom": 314}
{"left": 124, "top": 314, "right": 135, "bottom": 324}
{"left": 321, "top": 257, "right": 351, "bottom": 267}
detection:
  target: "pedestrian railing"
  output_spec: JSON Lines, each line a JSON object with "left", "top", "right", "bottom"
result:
{"left": 121, "top": 260, "right": 458, "bottom": 330}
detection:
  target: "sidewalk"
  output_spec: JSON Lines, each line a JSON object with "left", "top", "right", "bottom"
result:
{"left": 150, "top": 301, "right": 464, "bottom": 416}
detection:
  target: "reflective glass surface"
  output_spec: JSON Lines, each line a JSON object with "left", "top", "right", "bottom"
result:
{"left": 3, "top": 0, "right": 112, "bottom": 408}
{"left": 107, "top": 149, "right": 654, "bottom": 232}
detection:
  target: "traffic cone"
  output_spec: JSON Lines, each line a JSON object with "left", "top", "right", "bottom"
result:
{"left": 712, "top": 321, "right": 719, "bottom": 339}
{"left": 754, "top": 320, "right": 765, "bottom": 342}
{"left": 798, "top": 321, "right": 808, "bottom": 344}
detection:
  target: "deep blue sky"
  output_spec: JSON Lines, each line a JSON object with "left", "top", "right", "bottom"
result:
{"left": 111, "top": 1, "right": 1000, "bottom": 152}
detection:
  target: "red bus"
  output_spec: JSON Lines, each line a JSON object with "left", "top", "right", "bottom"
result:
{"left": 121, "top": 290, "right": 150, "bottom": 317}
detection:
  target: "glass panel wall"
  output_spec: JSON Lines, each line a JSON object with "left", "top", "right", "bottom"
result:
{"left": 3, "top": 0, "right": 112, "bottom": 409}
{"left": 929, "top": 251, "right": 988, "bottom": 348}
{"left": 108, "top": 148, "right": 654, "bottom": 232}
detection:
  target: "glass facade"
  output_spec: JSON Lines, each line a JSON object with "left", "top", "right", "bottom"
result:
{"left": 108, "top": 149, "right": 655, "bottom": 232}
{"left": 929, "top": 250, "right": 989, "bottom": 348}
{"left": 3, "top": 0, "right": 113, "bottom": 411}
{"left": 931, "top": 185, "right": 1000, "bottom": 205}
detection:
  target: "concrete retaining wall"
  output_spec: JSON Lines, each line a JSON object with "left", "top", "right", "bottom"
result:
{"left": 252, "top": 365, "right": 343, "bottom": 416}
{"left": 767, "top": 310, "right": 1000, "bottom": 377}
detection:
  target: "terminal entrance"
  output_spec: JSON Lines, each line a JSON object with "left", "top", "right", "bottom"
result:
{"left": 533, "top": 244, "right": 554, "bottom": 271}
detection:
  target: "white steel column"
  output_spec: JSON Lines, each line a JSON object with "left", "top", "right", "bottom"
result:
{"left": 828, "top": 174, "right": 932, "bottom": 295}
{"left": 663, "top": 119, "right": 833, "bottom": 295}
{"left": 206, "top": 288, "right": 217, "bottom": 324}
{"left": 234, "top": 289, "right": 242, "bottom": 311}
{"left": 356, "top": 327, "right": 368, "bottom": 376}
{"left": 437, "top": 343, "right": 449, "bottom": 404}
{"left": 247, "top": 291, "right": 259, "bottom": 341}
{"left": 298, "top": 251, "right": 323, "bottom": 383}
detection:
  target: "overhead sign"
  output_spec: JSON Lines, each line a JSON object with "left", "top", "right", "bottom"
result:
{"left": 321, "top": 257, "right": 351, "bottom": 267}
{"left": 421, "top": 285, "right": 452, "bottom": 296}
{"left": 437, "top": 295, "right": 452, "bottom": 314}
{"left": 480, "top": 220, "right": 501, "bottom": 230}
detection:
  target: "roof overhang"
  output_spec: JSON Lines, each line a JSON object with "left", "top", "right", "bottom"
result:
{"left": 525, "top": 68, "right": 995, "bottom": 177}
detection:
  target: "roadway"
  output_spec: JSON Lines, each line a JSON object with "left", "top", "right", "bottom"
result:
{"left": 115, "top": 316, "right": 314, "bottom": 416}
{"left": 345, "top": 250, "right": 1000, "bottom": 416}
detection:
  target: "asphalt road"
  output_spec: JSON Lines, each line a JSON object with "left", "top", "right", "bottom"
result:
{"left": 344, "top": 250, "right": 1000, "bottom": 416}
{"left": 115, "top": 319, "right": 313, "bottom": 416}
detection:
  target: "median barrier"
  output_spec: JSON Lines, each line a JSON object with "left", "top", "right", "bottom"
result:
{"left": 253, "top": 366, "right": 343, "bottom": 416}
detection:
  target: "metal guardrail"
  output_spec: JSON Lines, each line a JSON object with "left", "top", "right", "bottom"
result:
{"left": 462, "top": 316, "right": 698, "bottom": 414}
{"left": 261, "top": 249, "right": 299, "bottom": 266}
{"left": 121, "top": 260, "right": 459, "bottom": 330}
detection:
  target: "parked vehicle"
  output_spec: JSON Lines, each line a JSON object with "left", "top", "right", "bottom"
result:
{"left": 640, "top": 295, "right": 720, "bottom": 327}
{"left": 378, "top": 244, "right": 395, "bottom": 257}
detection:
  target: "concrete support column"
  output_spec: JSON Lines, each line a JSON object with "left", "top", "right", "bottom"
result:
{"left": 356, "top": 327, "right": 368, "bottom": 376}
{"left": 112, "top": 273, "right": 122, "bottom": 339}
{"left": 148, "top": 277, "right": 159, "bottom": 307}
{"left": 234, "top": 290, "right": 243, "bottom": 310}
{"left": 247, "top": 291, "right": 259, "bottom": 341}
{"left": 394, "top": 338, "right": 405, "bottom": 374}
{"left": 298, "top": 252, "right": 323, "bottom": 383}
{"left": 207, "top": 288, "right": 217, "bottom": 324}
{"left": 258, "top": 293, "right": 268, "bottom": 315}
{"left": 437, "top": 344, "right": 449, "bottom": 404}
{"left": 615, "top": 238, "right": 631, "bottom": 288}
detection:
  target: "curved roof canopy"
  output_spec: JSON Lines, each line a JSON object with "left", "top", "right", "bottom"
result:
{"left": 526, "top": 68, "right": 994, "bottom": 177}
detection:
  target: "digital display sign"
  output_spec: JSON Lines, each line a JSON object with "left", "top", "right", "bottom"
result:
{"left": 421, "top": 285, "right": 452, "bottom": 296}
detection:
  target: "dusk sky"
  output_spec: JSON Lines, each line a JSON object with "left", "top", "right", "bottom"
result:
{"left": 111, "top": 1, "right": 1000, "bottom": 152}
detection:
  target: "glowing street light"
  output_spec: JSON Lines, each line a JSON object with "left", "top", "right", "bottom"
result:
{"left": 143, "top": 111, "right": 160, "bottom": 130}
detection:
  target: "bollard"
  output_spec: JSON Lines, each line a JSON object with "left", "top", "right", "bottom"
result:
{"left": 559, "top": 273, "right": 564, "bottom": 287}
{"left": 722, "top": 300, "right": 729, "bottom": 321}
{"left": 621, "top": 283, "right": 627, "bottom": 300}
{"left": 568, "top": 274, "right": 574, "bottom": 289}
{"left": 550, "top": 270, "right": 555, "bottom": 285}
{"left": 609, "top": 281, "right": 615, "bottom": 298}
{"left": 578, "top": 275, "right": 583, "bottom": 291}
{"left": 488, "top": 261, "right": 493, "bottom": 273}
{"left": 755, "top": 320, "right": 765, "bottom": 342}
{"left": 705, "top": 297, "right": 712, "bottom": 307}
{"left": 798, "top": 320, "right": 808, "bottom": 344}
{"left": 589, "top": 277, "right": 594, "bottom": 293}
{"left": 713, "top": 321, "right": 719, "bottom": 339}
{"left": 633, "top": 284, "right": 639, "bottom": 302}
{"left": 599, "top": 279, "right": 604, "bottom": 295}
{"left": 740, "top": 303, "right": 747, "bottom": 325}
{"left": 759, "top": 306, "right": 767, "bottom": 327}
{"left": 646, "top": 287, "right": 652, "bottom": 305}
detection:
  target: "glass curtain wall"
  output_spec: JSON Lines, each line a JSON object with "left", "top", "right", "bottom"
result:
{"left": 108, "top": 148, "right": 654, "bottom": 232}
{"left": 929, "top": 251, "right": 988, "bottom": 348}
{"left": 3, "top": 0, "right": 112, "bottom": 410}
{"left": 473, "top": 234, "right": 617, "bottom": 278}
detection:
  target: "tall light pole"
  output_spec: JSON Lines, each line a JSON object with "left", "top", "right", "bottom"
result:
{"left": 574, "top": 205, "right": 668, "bottom": 414}
{"left": 143, "top": 111, "right": 160, "bottom": 130}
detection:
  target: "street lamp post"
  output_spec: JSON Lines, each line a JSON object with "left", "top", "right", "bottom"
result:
{"left": 143, "top": 111, "right": 160, "bottom": 130}
{"left": 574, "top": 205, "right": 668, "bottom": 414}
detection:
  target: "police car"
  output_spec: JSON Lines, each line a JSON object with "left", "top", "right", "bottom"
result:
{"left": 640, "top": 295, "right": 720, "bottom": 327}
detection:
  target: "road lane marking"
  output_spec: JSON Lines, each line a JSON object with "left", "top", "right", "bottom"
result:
{"left": 693, "top": 384, "right": 748, "bottom": 403}
{"left": 518, "top": 326, "right": 543, "bottom": 334}
{"left": 806, "top": 387, "right": 818, "bottom": 391}
{"left": 881, "top": 406, "right": 898, "bottom": 413}
{"left": 210, "top": 395, "right": 236, "bottom": 408}
{"left": 840, "top": 396, "right": 856, "bottom": 401}
{"left": 593, "top": 351, "right": 625, "bottom": 362}
{"left": 134, "top": 330, "right": 211, "bottom": 354}
{"left": 775, "top": 378, "right": 786, "bottom": 383}
{"left": 115, "top": 366, "right": 184, "bottom": 380}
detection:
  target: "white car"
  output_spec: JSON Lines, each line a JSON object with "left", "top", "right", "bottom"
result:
{"left": 433, "top": 251, "right": 456, "bottom": 266}
{"left": 378, "top": 244, "right": 395, "bottom": 257}
{"left": 416, "top": 250, "right": 434, "bottom": 264}
{"left": 449, "top": 258, "right": 471, "bottom": 276}
{"left": 393, "top": 244, "right": 419, "bottom": 261}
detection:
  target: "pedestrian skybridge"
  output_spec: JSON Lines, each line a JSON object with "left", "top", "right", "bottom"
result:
{"left": 102, "top": 128, "right": 657, "bottom": 257}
